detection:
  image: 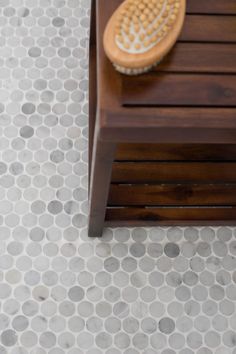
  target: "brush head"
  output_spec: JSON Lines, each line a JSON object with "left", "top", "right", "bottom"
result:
{"left": 103, "top": 0, "right": 186, "bottom": 75}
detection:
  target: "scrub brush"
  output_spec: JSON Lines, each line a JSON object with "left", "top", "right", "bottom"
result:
{"left": 103, "top": 0, "right": 186, "bottom": 75}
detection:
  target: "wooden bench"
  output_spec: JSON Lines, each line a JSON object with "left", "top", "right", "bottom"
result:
{"left": 88, "top": 0, "right": 236, "bottom": 237}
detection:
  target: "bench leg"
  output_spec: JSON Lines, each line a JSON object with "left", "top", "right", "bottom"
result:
{"left": 88, "top": 136, "right": 116, "bottom": 237}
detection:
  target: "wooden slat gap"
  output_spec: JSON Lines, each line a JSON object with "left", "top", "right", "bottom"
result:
{"left": 114, "top": 160, "right": 236, "bottom": 163}
{"left": 185, "top": 12, "right": 236, "bottom": 17}
{"left": 108, "top": 206, "right": 234, "bottom": 209}
{"left": 136, "top": 69, "right": 236, "bottom": 76}
{"left": 122, "top": 104, "right": 236, "bottom": 109}
{"left": 110, "top": 185, "right": 236, "bottom": 188}
{"left": 177, "top": 40, "right": 236, "bottom": 45}
{"left": 148, "top": 71, "right": 236, "bottom": 77}
{"left": 109, "top": 183, "right": 236, "bottom": 187}
{"left": 107, "top": 204, "right": 236, "bottom": 207}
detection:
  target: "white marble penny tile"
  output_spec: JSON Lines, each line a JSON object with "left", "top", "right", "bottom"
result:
{"left": 0, "top": 0, "right": 235, "bottom": 353}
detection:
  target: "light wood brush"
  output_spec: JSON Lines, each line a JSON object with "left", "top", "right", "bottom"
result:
{"left": 103, "top": 0, "right": 186, "bottom": 75}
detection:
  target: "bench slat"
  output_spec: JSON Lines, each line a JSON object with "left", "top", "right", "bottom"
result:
{"left": 115, "top": 144, "right": 236, "bottom": 161}
{"left": 105, "top": 206, "right": 236, "bottom": 225}
{"left": 180, "top": 15, "right": 236, "bottom": 43}
{"left": 110, "top": 0, "right": 236, "bottom": 15}
{"left": 154, "top": 43, "right": 236, "bottom": 73}
{"left": 187, "top": 0, "right": 236, "bottom": 15}
{"left": 112, "top": 162, "right": 236, "bottom": 183}
{"left": 122, "top": 74, "right": 236, "bottom": 107}
{"left": 108, "top": 184, "right": 236, "bottom": 206}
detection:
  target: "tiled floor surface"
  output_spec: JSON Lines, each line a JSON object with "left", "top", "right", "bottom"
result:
{"left": 0, "top": 0, "right": 236, "bottom": 353}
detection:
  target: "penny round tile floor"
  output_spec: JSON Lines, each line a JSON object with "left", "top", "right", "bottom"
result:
{"left": 0, "top": 0, "right": 235, "bottom": 353}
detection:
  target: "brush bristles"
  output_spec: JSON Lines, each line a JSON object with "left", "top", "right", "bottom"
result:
{"left": 114, "top": 58, "right": 162, "bottom": 75}
{"left": 115, "top": 0, "right": 180, "bottom": 54}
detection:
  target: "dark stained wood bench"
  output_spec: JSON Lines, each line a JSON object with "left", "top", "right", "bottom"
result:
{"left": 88, "top": 0, "right": 236, "bottom": 237}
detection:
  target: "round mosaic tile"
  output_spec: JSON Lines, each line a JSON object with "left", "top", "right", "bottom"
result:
{"left": 0, "top": 1, "right": 234, "bottom": 353}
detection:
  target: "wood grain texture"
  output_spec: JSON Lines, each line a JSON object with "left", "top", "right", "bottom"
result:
{"left": 88, "top": 124, "right": 116, "bottom": 237}
{"left": 106, "top": 0, "right": 236, "bottom": 16}
{"left": 112, "top": 162, "right": 236, "bottom": 183}
{"left": 105, "top": 207, "right": 236, "bottom": 226}
{"left": 108, "top": 184, "right": 236, "bottom": 206}
{"left": 115, "top": 144, "right": 236, "bottom": 161}
{"left": 102, "top": 108, "right": 236, "bottom": 144}
{"left": 180, "top": 15, "right": 236, "bottom": 43}
{"left": 122, "top": 74, "right": 236, "bottom": 107}
{"left": 186, "top": 0, "right": 236, "bottom": 15}
{"left": 88, "top": 0, "right": 236, "bottom": 234}
{"left": 88, "top": 0, "right": 97, "bottom": 191}
{"left": 155, "top": 43, "right": 236, "bottom": 74}
{"left": 96, "top": 0, "right": 236, "bottom": 142}
{"left": 89, "top": 44, "right": 97, "bottom": 189}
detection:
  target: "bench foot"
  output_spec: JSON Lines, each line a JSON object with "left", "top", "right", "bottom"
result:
{"left": 88, "top": 135, "right": 116, "bottom": 238}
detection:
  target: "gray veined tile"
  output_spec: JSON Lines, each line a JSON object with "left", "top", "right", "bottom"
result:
{"left": 192, "top": 285, "right": 208, "bottom": 301}
{"left": 176, "top": 315, "right": 193, "bottom": 333}
{"left": 156, "top": 256, "right": 172, "bottom": 272}
{"left": 167, "top": 227, "right": 183, "bottom": 242}
{"left": 0, "top": 0, "right": 235, "bottom": 352}
{"left": 95, "top": 332, "right": 112, "bottom": 349}
{"left": 164, "top": 242, "right": 180, "bottom": 258}
{"left": 131, "top": 227, "right": 147, "bottom": 242}
{"left": 172, "top": 255, "right": 189, "bottom": 272}
{"left": 150, "top": 333, "right": 167, "bottom": 350}
{"left": 123, "top": 317, "right": 139, "bottom": 334}
{"left": 147, "top": 242, "right": 163, "bottom": 257}
{"left": 104, "top": 317, "right": 121, "bottom": 334}
{"left": 159, "top": 317, "right": 175, "bottom": 334}
{"left": 226, "top": 284, "right": 236, "bottom": 301}
{"left": 113, "top": 301, "right": 129, "bottom": 319}
{"left": 229, "top": 240, "right": 236, "bottom": 256}
{"left": 202, "top": 300, "right": 218, "bottom": 317}
{"left": 148, "top": 227, "right": 166, "bottom": 242}
{"left": 130, "top": 271, "right": 147, "bottom": 288}
{"left": 169, "top": 333, "right": 185, "bottom": 350}
{"left": 219, "top": 299, "right": 235, "bottom": 316}
{"left": 190, "top": 256, "right": 205, "bottom": 272}
{"left": 121, "top": 257, "right": 137, "bottom": 273}
{"left": 181, "top": 241, "right": 197, "bottom": 258}
{"left": 175, "top": 286, "right": 191, "bottom": 302}
{"left": 114, "top": 332, "right": 130, "bottom": 350}
{"left": 199, "top": 270, "right": 215, "bottom": 286}
{"left": 213, "top": 240, "right": 228, "bottom": 257}
{"left": 112, "top": 243, "right": 128, "bottom": 258}
{"left": 130, "top": 242, "right": 145, "bottom": 258}
{"left": 139, "top": 256, "right": 155, "bottom": 272}
{"left": 140, "top": 286, "right": 155, "bottom": 303}
{"left": 217, "top": 227, "right": 232, "bottom": 242}
{"left": 0, "top": 330, "right": 17, "bottom": 347}
{"left": 187, "top": 332, "right": 203, "bottom": 349}
{"left": 209, "top": 285, "right": 225, "bottom": 301}
{"left": 223, "top": 331, "right": 236, "bottom": 348}
{"left": 197, "top": 242, "right": 212, "bottom": 257}
{"left": 184, "top": 300, "right": 200, "bottom": 317}
{"left": 183, "top": 270, "right": 198, "bottom": 286}
{"left": 163, "top": 350, "right": 178, "bottom": 354}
